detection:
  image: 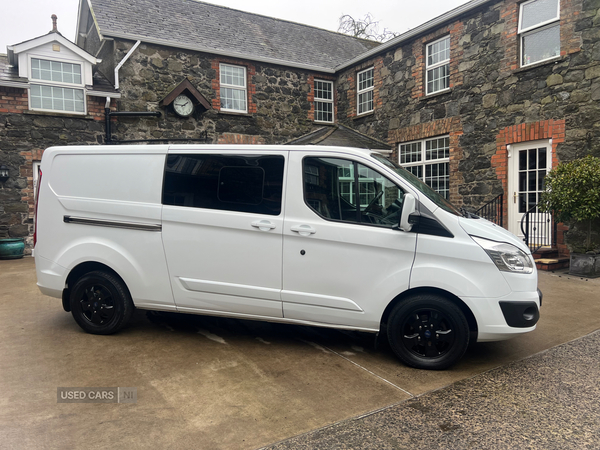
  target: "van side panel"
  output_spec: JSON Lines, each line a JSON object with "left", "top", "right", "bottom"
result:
{"left": 35, "top": 147, "right": 176, "bottom": 310}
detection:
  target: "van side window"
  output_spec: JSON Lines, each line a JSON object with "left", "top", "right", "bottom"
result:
{"left": 163, "top": 154, "right": 284, "bottom": 215}
{"left": 303, "top": 157, "right": 405, "bottom": 227}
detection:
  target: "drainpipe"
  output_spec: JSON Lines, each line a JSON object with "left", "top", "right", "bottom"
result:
{"left": 105, "top": 40, "right": 141, "bottom": 144}
{"left": 105, "top": 97, "right": 112, "bottom": 144}
{"left": 114, "top": 40, "right": 141, "bottom": 90}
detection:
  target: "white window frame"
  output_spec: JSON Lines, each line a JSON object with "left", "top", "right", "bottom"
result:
{"left": 399, "top": 136, "right": 450, "bottom": 199}
{"left": 219, "top": 63, "right": 248, "bottom": 113}
{"left": 518, "top": 0, "right": 561, "bottom": 67}
{"left": 27, "top": 55, "right": 86, "bottom": 115}
{"left": 314, "top": 79, "right": 334, "bottom": 123}
{"left": 426, "top": 36, "right": 450, "bottom": 95}
{"left": 356, "top": 67, "right": 374, "bottom": 115}
{"left": 29, "top": 56, "right": 84, "bottom": 87}
{"left": 29, "top": 85, "right": 87, "bottom": 115}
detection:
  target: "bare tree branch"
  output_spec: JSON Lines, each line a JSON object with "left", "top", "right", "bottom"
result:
{"left": 338, "top": 13, "right": 399, "bottom": 42}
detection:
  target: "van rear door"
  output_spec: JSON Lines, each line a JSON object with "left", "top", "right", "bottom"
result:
{"left": 161, "top": 150, "right": 286, "bottom": 318}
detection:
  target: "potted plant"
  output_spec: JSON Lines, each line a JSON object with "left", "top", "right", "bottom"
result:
{"left": 540, "top": 155, "right": 600, "bottom": 277}
{"left": 0, "top": 238, "right": 25, "bottom": 259}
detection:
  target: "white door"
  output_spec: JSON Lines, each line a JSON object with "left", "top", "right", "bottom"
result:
{"left": 281, "top": 152, "right": 417, "bottom": 330}
{"left": 508, "top": 140, "right": 552, "bottom": 243}
{"left": 161, "top": 152, "right": 286, "bottom": 317}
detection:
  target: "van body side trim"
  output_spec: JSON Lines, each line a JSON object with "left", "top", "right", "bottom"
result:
{"left": 63, "top": 215, "right": 162, "bottom": 232}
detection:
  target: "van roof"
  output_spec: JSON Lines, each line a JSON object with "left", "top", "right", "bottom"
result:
{"left": 44, "top": 144, "right": 380, "bottom": 157}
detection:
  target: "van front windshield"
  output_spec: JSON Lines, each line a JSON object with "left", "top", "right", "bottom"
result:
{"left": 371, "top": 154, "right": 461, "bottom": 216}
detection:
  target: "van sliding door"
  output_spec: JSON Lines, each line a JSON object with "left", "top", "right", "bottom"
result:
{"left": 161, "top": 151, "right": 286, "bottom": 318}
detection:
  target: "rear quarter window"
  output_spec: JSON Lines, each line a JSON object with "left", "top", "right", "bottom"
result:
{"left": 162, "top": 154, "right": 284, "bottom": 215}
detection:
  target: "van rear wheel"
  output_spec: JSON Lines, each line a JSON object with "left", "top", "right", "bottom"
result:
{"left": 70, "top": 271, "right": 134, "bottom": 335}
{"left": 387, "top": 294, "right": 469, "bottom": 370}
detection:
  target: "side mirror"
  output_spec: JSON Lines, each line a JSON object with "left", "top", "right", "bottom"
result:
{"left": 400, "top": 193, "right": 416, "bottom": 231}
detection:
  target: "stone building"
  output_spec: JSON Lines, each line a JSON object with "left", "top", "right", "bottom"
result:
{"left": 1, "top": 0, "right": 599, "bottom": 262}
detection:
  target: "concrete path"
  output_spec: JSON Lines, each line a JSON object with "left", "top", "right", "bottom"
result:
{"left": 0, "top": 257, "right": 598, "bottom": 449}
{"left": 266, "top": 329, "right": 600, "bottom": 449}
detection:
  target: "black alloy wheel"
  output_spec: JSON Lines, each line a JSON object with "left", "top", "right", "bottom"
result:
{"left": 70, "top": 271, "right": 134, "bottom": 335}
{"left": 387, "top": 294, "right": 469, "bottom": 370}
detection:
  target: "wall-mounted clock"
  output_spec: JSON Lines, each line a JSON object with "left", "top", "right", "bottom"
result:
{"left": 173, "top": 94, "right": 194, "bottom": 117}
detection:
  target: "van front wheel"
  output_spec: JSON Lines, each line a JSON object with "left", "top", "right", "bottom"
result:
{"left": 387, "top": 294, "right": 469, "bottom": 370}
{"left": 70, "top": 271, "right": 134, "bottom": 335}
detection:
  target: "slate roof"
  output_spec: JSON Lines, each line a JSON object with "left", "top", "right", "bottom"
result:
{"left": 286, "top": 124, "right": 392, "bottom": 151}
{"left": 0, "top": 53, "right": 119, "bottom": 95}
{"left": 0, "top": 55, "right": 25, "bottom": 84}
{"left": 88, "top": 0, "right": 380, "bottom": 71}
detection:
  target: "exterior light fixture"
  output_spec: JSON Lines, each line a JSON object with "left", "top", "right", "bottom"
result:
{"left": 0, "top": 165, "right": 9, "bottom": 183}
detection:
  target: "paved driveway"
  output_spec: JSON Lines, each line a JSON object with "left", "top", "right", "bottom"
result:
{"left": 1, "top": 257, "right": 599, "bottom": 449}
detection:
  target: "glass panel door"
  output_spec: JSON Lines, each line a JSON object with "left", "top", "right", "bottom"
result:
{"left": 509, "top": 141, "right": 551, "bottom": 244}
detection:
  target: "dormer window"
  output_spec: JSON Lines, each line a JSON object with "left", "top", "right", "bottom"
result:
{"left": 29, "top": 58, "right": 85, "bottom": 113}
{"left": 4, "top": 15, "right": 113, "bottom": 117}
{"left": 31, "top": 58, "right": 81, "bottom": 84}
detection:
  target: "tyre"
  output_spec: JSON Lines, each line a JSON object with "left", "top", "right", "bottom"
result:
{"left": 387, "top": 294, "right": 469, "bottom": 370}
{"left": 70, "top": 271, "right": 134, "bottom": 335}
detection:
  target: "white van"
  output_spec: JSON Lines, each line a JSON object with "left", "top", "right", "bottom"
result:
{"left": 35, "top": 145, "right": 541, "bottom": 369}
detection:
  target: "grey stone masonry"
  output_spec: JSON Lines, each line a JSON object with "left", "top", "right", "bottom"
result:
{"left": 337, "top": 0, "right": 600, "bottom": 210}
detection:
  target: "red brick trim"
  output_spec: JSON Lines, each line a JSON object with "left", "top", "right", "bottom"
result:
{"left": 499, "top": 0, "right": 583, "bottom": 74}
{"left": 560, "top": 0, "right": 584, "bottom": 57}
{"left": 1, "top": 86, "right": 111, "bottom": 119}
{"left": 211, "top": 59, "right": 257, "bottom": 114}
{"left": 346, "top": 57, "right": 383, "bottom": 119}
{"left": 217, "top": 133, "right": 265, "bottom": 145}
{"left": 88, "top": 96, "right": 116, "bottom": 120}
{"left": 307, "top": 74, "right": 315, "bottom": 121}
{"left": 388, "top": 117, "right": 464, "bottom": 205}
{"left": 0, "top": 87, "right": 29, "bottom": 113}
{"left": 308, "top": 74, "right": 337, "bottom": 123}
{"left": 492, "top": 119, "right": 565, "bottom": 232}
{"left": 19, "top": 148, "right": 45, "bottom": 218}
{"left": 410, "top": 20, "right": 464, "bottom": 100}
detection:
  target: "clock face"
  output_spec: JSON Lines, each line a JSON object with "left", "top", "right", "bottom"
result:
{"left": 173, "top": 94, "right": 194, "bottom": 117}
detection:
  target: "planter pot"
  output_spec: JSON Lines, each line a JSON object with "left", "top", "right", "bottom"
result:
{"left": 569, "top": 252, "right": 600, "bottom": 278}
{"left": 0, "top": 238, "right": 25, "bottom": 260}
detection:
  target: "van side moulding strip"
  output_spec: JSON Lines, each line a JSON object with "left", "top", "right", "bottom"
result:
{"left": 63, "top": 216, "right": 162, "bottom": 232}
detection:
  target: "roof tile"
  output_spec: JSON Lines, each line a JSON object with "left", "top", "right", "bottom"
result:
{"left": 89, "top": 0, "right": 379, "bottom": 71}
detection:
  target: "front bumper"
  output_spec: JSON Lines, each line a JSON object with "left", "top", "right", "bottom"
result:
{"left": 462, "top": 288, "right": 541, "bottom": 342}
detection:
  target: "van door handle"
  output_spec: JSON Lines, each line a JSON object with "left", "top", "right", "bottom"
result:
{"left": 290, "top": 224, "right": 316, "bottom": 236}
{"left": 251, "top": 220, "right": 276, "bottom": 231}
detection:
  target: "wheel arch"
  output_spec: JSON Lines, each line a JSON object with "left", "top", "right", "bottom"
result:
{"left": 62, "top": 261, "right": 130, "bottom": 312}
{"left": 381, "top": 287, "right": 478, "bottom": 337}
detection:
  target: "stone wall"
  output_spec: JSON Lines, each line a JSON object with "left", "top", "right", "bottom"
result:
{"left": 336, "top": 0, "right": 600, "bottom": 210}
{"left": 0, "top": 39, "right": 338, "bottom": 251}
{"left": 2, "top": 0, "right": 600, "bottom": 253}
{"left": 110, "top": 40, "right": 329, "bottom": 145}
{"left": 0, "top": 91, "right": 111, "bottom": 248}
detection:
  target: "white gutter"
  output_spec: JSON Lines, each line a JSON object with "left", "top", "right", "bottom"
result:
{"left": 335, "top": 0, "right": 495, "bottom": 71}
{"left": 87, "top": 90, "right": 121, "bottom": 98}
{"left": 114, "top": 39, "right": 141, "bottom": 89}
{"left": 106, "top": 39, "right": 140, "bottom": 109}
{"left": 0, "top": 80, "right": 28, "bottom": 89}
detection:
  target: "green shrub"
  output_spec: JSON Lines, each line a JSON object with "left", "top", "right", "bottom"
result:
{"left": 540, "top": 155, "right": 600, "bottom": 223}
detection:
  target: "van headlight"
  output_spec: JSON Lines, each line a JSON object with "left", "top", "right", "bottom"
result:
{"left": 471, "top": 236, "right": 534, "bottom": 274}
